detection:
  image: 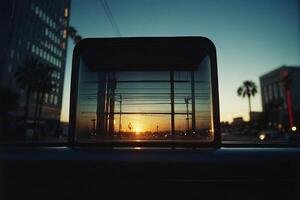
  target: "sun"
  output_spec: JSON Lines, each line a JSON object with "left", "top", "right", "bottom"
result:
{"left": 135, "top": 127, "right": 142, "bottom": 134}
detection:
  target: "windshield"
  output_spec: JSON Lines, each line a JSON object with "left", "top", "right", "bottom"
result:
{"left": 0, "top": 0, "right": 299, "bottom": 146}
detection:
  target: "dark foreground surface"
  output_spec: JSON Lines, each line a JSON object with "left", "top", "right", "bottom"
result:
{"left": 0, "top": 147, "right": 299, "bottom": 199}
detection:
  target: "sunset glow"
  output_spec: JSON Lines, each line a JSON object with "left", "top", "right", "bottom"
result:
{"left": 134, "top": 127, "right": 142, "bottom": 134}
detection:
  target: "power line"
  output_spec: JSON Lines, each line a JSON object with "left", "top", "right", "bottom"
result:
{"left": 98, "top": 0, "right": 121, "bottom": 36}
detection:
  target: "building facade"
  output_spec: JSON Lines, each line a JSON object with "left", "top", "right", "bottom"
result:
{"left": 0, "top": 0, "right": 70, "bottom": 130}
{"left": 260, "top": 66, "right": 300, "bottom": 130}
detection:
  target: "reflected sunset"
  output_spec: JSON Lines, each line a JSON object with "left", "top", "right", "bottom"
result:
{"left": 73, "top": 41, "right": 214, "bottom": 142}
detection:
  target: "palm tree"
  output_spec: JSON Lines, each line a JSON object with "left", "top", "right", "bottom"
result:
{"left": 15, "top": 58, "right": 56, "bottom": 137}
{"left": 35, "top": 64, "right": 56, "bottom": 129}
{"left": 68, "top": 26, "right": 82, "bottom": 44}
{"left": 15, "top": 57, "right": 40, "bottom": 124}
{"left": 237, "top": 80, "right": 258, "bottom": 120}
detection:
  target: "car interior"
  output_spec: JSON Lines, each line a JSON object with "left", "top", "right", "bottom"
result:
{"left": 0, "top": 37, "right": 299, "bottom": 200}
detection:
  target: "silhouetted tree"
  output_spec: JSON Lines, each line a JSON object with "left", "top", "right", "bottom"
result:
{"left": 15, "top": 57, "right": 40, "bottom": 124}
{"left": 68, "top": 26, "right": 82, "bottom": 44}
{"left": 16, "top": 57, "right": 56, "bottom": 137}
{"left": 237, "top": 80, "right": 258, "bottom": 120}
{"left": 35, "top": 64, "right": 56, "bottom": 135}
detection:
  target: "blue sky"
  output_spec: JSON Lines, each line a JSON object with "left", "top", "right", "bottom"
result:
{"left": 60, "top": 0, "right": 300, "bottom": 122}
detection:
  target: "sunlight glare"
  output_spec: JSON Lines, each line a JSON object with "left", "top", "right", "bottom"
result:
{"left": 135, "top": 127, "right": 142, "bottom": 134}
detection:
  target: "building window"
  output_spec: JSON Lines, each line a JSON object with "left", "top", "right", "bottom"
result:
{"left": 33, "top": 92, "right": 38, "bottom": 100}
{"left": 278, "top": 84, "right": 284, "bottom": 98}
{"left": 273, "top": 83, "right": 278, "bottom": 99}
{"left": 64, "top": 8, "right": 69, "bottom": 17}
{"left": 45, "top": 93, "right": 48, "bottom": 103}
{"left": 10, "top": 49, "right": 14, "bottom": 58}
{"left": 268, "top": 85, "right": 273, "bottom": 101}
{"left": 31, "top": 44, "right": 35, "bottom": 53}
{"left": 35, "top": 46, "right": 40, "bottom": 55}
{"left": 8, "top": 64, "right": 13, "bottom": 73}
{"left": 39, "top": 48, "right": 43, "bottom": 57}
{"left": 31, "top": 2, "right": 34, "bottom": 11}
{"left": 264, "top": 86, "right": 269, "bottom": 103}
{"left": 43, "top": 51, "right": 47, "bottom": 59}
{"left": 39, "top": 9, "right": 42, "bottom": 18}
{"left": 56, "top": 83, "right": 60, "bottom": 92}
{"left": 50, "top": 94, "right": 54, "bottom": 104}
{"left": 61, "top": 42, "right": 66, "bottom": 49}
{"left": 63, "top": 29, "right": 67, "bottom": 39}
{"left": 54, "top": 96, "right": 58, "bottom": 105}
{"left": 35, "top": 6, "right": 39, "bottom": 15}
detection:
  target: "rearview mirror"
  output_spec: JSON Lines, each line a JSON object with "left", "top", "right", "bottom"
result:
{"left": 69, "top": 37, "right": 220, "bottom": 147}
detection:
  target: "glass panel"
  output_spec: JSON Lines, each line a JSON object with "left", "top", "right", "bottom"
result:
{"left": 75, "top": 55, "right": 213, "bottom": 143}
{"left": 174, "top": 56, "right": 213, "bottom": 141}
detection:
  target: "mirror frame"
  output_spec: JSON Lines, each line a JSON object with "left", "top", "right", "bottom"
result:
{"left": 69, "top": 37, "right": 220, "bottom": 147}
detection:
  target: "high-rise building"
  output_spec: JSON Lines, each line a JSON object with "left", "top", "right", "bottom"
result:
{"left": 0, "top": 0, "right": 70, "bottom": 130}
{"left": 260, "top": 66, "right": 300, "bottom": 130}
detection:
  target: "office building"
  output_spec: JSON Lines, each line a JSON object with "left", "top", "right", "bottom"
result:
{"left": 260, "top": 66, "right": 300, "bottom": 130}
{"left": 0, "top": 0, "right": 70, "bottom": 130}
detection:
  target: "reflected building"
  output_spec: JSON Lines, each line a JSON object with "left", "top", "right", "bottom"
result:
{"left": 0, "top": 0, "right": 70, "bottom": 129}
{"left": 231, "top": 117, "right": 244, "bottom": 127}
{"left": 260, "top": 66, "right": 300, "bottom": 130}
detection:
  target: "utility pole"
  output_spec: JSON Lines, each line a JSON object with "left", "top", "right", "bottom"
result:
{"left": 191, "top": 72, "right": 196, "bottom": 132}
{"left": 170, "top": 71, "right": 175, "bottom": 136}
{"left": 184, "top": 97, "right": 192, "bottom": 131}
{"left": 91, "top": 119, "right": 96, "bottom": 136}
{"left": 119, "top": 94, "right": 122, "bottom": 133}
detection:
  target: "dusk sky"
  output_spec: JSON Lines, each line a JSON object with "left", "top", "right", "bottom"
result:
{"left": 61, "top": 0, "right": 300, "bottom": 123}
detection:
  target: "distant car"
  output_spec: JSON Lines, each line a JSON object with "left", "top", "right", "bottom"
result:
{"left": 257, "top": 130, "right": 280, "bottom": 141}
